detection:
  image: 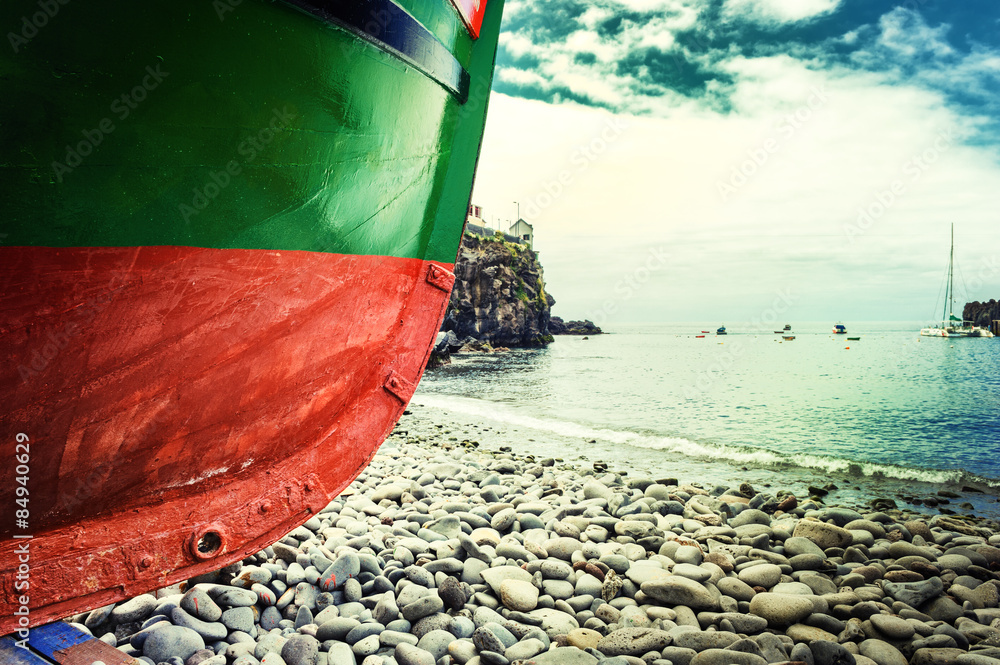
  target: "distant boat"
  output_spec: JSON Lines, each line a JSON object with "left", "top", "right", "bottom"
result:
{"left": 783, "top": 324, "right": 792, "bottom": 331}
{"left": 717, "top": 325, "right": 727, "bottom": 335}
{"left": 833, "top": 323, "right": 847, "bottom": 334}
{"left": 782, "top": 335, "right": 795, "bottom": 341}
{"left": 695, "top": 335, "right": 706, "bottom": 338}
{"left": 847, "top": 336, "right": 860, "bottom": 341}
{"left": 701, "top": 330, "right": 711, "bottom": 333}
{"left": 921, "top": 224, "right": 994, "bottom": 338}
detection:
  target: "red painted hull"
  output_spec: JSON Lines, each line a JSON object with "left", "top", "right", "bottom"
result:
{"left": 0, "top": 246, "right": 454, "bottom": 630}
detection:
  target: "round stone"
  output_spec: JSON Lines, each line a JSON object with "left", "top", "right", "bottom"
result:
{"left": 748, "top": 593, "right": 814, "bottom": 628}
{"left": 500, "top": 579, "right": 539, "bottom": 612}
{"left": 143, "top": 625, "right": 205, "bottom": 664}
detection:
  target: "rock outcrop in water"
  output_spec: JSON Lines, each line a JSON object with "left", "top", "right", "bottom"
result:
{"left": 549, "top": 316, "right": 603, "bottom": 336}
{"left": 442, "top": 232, "right": 554, "bottom": 348}
{"left": 964, "top": 300, "right": 999, "bottom": 326}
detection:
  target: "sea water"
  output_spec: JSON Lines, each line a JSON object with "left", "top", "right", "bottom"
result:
{"left": 413, "top": 322, "right": 1000, "bottom": 520}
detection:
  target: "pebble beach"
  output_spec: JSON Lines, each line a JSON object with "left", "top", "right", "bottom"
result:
{"left": 68, "top": 411, "right": 1000, "bottom": 665}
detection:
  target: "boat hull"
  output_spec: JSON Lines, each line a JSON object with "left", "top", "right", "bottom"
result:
{"left": 1, "top": 0, "right": 504, "bottom": 632}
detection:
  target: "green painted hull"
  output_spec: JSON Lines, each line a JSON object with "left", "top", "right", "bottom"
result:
{"left": 0, "top": 0, "right": 501, "bottom": 263}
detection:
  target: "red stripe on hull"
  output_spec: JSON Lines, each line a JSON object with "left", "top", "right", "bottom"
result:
{"left": 0, "top": 246, "right": 453, "bottom": 631}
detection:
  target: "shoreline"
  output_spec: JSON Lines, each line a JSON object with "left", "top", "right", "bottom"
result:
{"left": 404, "top": 398, "right": 1000, "bottom": 525}
{"left": 58, "top": 409, "right": 1000, "bottom": 665}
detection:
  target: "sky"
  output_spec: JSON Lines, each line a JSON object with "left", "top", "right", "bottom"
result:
{"left": 469, "top": 0, "right": 1000, "bottom": 324}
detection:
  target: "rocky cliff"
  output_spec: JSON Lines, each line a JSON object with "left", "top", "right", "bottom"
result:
{"left": 964, "top": 300, "right": 1000, "bottom": 327}
{"left": 441, "top": 232, "right": 554, "bottom": 347}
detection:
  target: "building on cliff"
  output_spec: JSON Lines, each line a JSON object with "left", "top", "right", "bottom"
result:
{"left": 508, "top": 218, "right": 533, "bottom": 249}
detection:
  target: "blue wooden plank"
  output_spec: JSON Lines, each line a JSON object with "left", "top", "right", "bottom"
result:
{"left": 0, "top": 636, "right": 56, "bottom": 665}
{"left": 26, "top": 623, "right": 90, "bottom": 659}
{"left": 26, "top": 622, "right": 139, "bottom": 665}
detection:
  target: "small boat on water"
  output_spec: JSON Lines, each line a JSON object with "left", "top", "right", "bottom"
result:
{"left": 921, "top": 224, "right": 995, "bottom": 338}
{"left": 847, "top": 336, "right": 861, "bottom": 341}
{"left": 783, "top": 324, "right": 792, "bottom": 331}
{"left": 833, "top": 323, "right": 847, "bottom": 334}
{"left": 717, "top": 325, "right": 727, "bottom": 335}
{"left": 0, "top": 0, "right": 505, "bottom": 633}
{"left": 782, "top": 335, "right": 795, "bottom": 341}
{"left": 695, "top": 335, "right": 706, "bottom": 338}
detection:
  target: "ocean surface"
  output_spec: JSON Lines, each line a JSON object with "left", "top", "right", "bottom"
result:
{"left": 413, "top": 322, "right": 1000, "bottom": 520}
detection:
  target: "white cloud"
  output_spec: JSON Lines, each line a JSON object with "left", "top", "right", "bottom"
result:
{"left": 722, "top": 0, "right": 841, "bottom": 27}
{"left": 876, "top": 8, "right": 953, "bottom": 59}
{"left": 472, "top": 69, "right": 1000, "bottom": 321}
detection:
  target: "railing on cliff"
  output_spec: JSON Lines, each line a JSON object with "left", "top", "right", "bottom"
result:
{"left": 464, "top": 222, "right": 526, "bottom": 246}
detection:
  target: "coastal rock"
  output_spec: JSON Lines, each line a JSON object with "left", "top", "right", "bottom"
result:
{"left": 441, "top": 233, "right": 555, "bottom": 349}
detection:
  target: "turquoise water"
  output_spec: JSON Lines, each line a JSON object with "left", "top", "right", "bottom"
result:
{"left": 414, "top": 322, "right": 1000, "bottom": 519}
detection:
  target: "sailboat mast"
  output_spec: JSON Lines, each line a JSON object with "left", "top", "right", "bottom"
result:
{"left": 946, "top": 223, "right": 954, "bottom": 324}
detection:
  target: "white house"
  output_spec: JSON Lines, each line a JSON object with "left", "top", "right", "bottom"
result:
{"left": 509, "top": 219, "right": 533, "bottom": 248}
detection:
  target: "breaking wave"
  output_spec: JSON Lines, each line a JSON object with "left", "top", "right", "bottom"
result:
{"left": 411, "top": 394, "right": 1000, "bottom": 490}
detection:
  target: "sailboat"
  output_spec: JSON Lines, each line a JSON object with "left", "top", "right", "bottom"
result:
{"left": 920, "top": 225, "right": 994, "bottom": 338}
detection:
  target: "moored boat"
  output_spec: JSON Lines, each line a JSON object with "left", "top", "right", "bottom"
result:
{"left": 833, "top": 323, "right": 847, "bottom": 334}
{"left": 920, "top": 225, "right": 993, "bottom": 338}
{"left": 782, "top": 335, "right": 795, "bottom": 341}
{"left": 717, "top": 325, "right": 727, "bottom": 335}
{"left": 0, "top": 0, "right": 505, "bottom": 633}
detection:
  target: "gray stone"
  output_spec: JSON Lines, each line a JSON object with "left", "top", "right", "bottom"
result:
{"left": 181, "top": 587, "right": 223, "bottom": 623}
{"left": 717, "top": 577, "right": 756, "bottom": 602}
{"left": 402, "top": 595, "right": 445, "bottom": 622}
{"left": 506, "top": 638, "right": 546, "bottom": 661}
{"left": 738, "top": 564, "right": 782, "bottom": 588}
{"left": 144, "top": 625, "right": 205, "bottom": 663}
{"left": 689, "top": 650, "right": 766, "bottom": 665}
{"left": 416, "top": 629, "right": 455, "bottom": 660}
{"left": 672, "top": 631, "right": 740, "bottom": 651}
{"left": 882, "top": 577, "right": 944, "bottom": 608}
{"left": 531, "top": 647, "right": 599, "bottom": 665}
{"left": 326, "top": 643, "right": 356, "bottom": 665}
{"left": 527, "top": 608, "right": 580, "bottom": 639}
{"left": 214, "top": 588, "right": 258, "bottom": 608}
{"left": 641, "top": 577, "right": 720, "bottom": 611}
{"left": 113, "top": 594, "right": 159, "bottom": 623}
{"left": 784, "top": 537, "right": 828, "bottom": 558}
{"left": 596, "top": 628, "right": 672, "bottom": 657}
{"left": 810, "top": 640, "right": 857, "bottom": 665}
{"left": 869, "top": 614, "right": 915, "bottom": 640}
{"left": 221, "top": 607, "right": 255, "bottom": 634}
{"left": 259, "top": 606, "right": 282, "bottom": 631}
{"left": 859, "top": 640, "right": 907, "bottom": 665}
{"left": 473, "top": 626, "right": 507, "bottom": 653}
{"left": 748, "top": 593, "right": 814, "bottom": 628}
{"left": 395, "top": 644, "right": 437, "bottom": 665}
{"left": 170, "top": 607, "right": 227, "bottom": 641}
{"left": 481, "top": 567, "right": 534, "bottom": 596}
{"left": 281, "top": 635, "right": 320, "bottom": 665}
{"left": 316, "top": 617, "right": 361, "bottom": 642}
{"left": 793, "top": 520, "right": 853, "bottom": 550}
{"left": 500, "top": 579, "right": 539, "bottom": 612}
{"left": 319, "top": 554, "right": 361, "bottom": 591}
